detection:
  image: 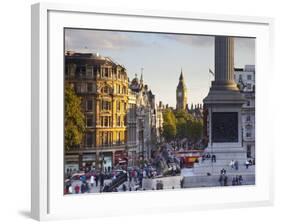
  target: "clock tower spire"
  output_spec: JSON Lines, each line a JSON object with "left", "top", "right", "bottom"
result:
{"left": 176, "top": 69, "right": 187, "bottom": 110}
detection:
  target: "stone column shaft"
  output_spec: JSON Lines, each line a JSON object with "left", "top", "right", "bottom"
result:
{"left": 215, "top": 36, "right": 234, "bottom": 82}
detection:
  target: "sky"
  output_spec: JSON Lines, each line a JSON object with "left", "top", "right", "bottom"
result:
{"left": 65, "top": 28, "right": 255, "bottom": 107}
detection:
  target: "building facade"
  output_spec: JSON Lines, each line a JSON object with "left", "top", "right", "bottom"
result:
{"left": 176, "top": 69, "right": 188, "bottom": 110}
{"left": 130, "top": 74, "right": 163, "bottom": 163}
{"left": 65, "top": 52, "right": 129, "bottom": 172}
{"left": 234, "top": 65, "right": 255, "bottom": 159}
{"left": 64, "top": 52, "right": 163, "bottom": 172}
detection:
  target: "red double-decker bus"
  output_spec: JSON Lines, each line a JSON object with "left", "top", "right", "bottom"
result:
{"left": 176, "top": 149, "right": 204, "bottom": 168}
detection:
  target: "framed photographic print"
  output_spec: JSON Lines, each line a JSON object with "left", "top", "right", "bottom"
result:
{"left": 31, "top": 2, "right": 274, "bottom": 221}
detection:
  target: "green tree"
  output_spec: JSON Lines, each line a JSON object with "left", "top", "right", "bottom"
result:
{"left": 192, "top": 119, "right": 203, "bottom": 141}
{"left": 162, "top": 109, "right": 177, "bottom": 141}
{"left": 176, "top": 117, "right": 187, "bottom": 139}
{"left": 174, "top": 109, "right": 203, "bottom": 141}
{"left": 65, "top": 84, "right": 85, "bottom": 150}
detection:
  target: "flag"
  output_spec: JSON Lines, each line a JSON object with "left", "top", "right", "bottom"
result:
{"left": 209, "top": 68, "right": 215, "bottom": 76}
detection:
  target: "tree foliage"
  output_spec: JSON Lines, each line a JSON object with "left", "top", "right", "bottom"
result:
{"left": 162, "top": 108, "right": 203, "bottom": 141}
{"left": 65, "top": 84, "right": 85, "bottom": 150}
{"left": 162, "top": 109, "right": 177, "bottom": 141}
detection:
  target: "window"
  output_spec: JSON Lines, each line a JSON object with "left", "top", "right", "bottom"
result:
{"left": 117, "top": 132, "right": 121, "bottom": 144}
{"left": 75, "top": 65, "right": 86, "bottom": 78}
{"left": 124, "top": 115, "right": 127, "bottom": 126}
{"left": 85, "top": 133, "right": 93, "bottom": 147}
{"left": 101, "top": 85, "right": 111, "bottom": 94}
{"left": 101, "top": 132, "right": 109, "bottom": 146}
{"left": 246, "top": 132, "right": 251, "bottom": 138}
{"left": 87, "top": 83, "right": 93, "bottom": 93}
{"left": 247, "top": 75, "right": 252, "bottom": 80}
{"left": 246, "top": 101, "right": 250, "bottom": 106}
{"left": 104, "top": 68, "right": 109, "bottom": 78}
{"left": 86, "top": 100, "right": 93, "bottom": 111}
{"left": 246, "top": 115, "right": 251, "bottom": 121}
{"left": 101, "top": 101, "right": 111, "bottom": 110}
{"left": 76, "top": 83, "right": 86, "bottom": 93}
{"left": 86, "top": 65, "right": 93, "bottom": 78}
{"left": 247, "top": 145, "right": 251, "bottom": 158}
{"left": 117, "top": 101, "right": 121, "bottom": 111}
{"left": 117, "top": 116, "right": 121, "bottom": 126}
{"left": 122, "top": 87, "right": 127, "bottom": 94}
{"left": 239, "top": 74, "right": 242, "bottom": 80}
{"left": 86, "top": 114, "right": 93, "bottom": 127}
{"left": 101, "top": 116, "right": 111, "bottom": 127}
{"left": 247, "top": 83, "right": 251, "bottom": 90}
{"left": 115, "top": 85, "right": 120, "bottom": 94}
{"left": 104, "top": 117, "right": 109, "bottom": 127}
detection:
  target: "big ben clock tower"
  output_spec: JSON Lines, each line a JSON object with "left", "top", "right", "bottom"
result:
{"left": 176, "top": 69, "right": 187, "bottom": 110}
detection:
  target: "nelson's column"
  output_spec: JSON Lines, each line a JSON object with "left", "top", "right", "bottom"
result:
{"left": 190, "top": 36, "right": 255, "bottom": 183}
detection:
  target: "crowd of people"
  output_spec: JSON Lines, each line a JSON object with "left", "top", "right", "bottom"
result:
{"left": 64, "top": 162, "right": 166, "bottom": 194}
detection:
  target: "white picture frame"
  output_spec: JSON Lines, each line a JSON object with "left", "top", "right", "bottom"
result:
{"left": 31, "top": 2, "right": 274, "bottom": 221}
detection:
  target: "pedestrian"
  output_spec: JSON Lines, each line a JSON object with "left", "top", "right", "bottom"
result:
{"left": 238, "top": 175, "right": 243, "bottom": 185}
{"left": 74, "top": 184, "right": 80, "bottom": 194}
{"left": 235, "top": 175, "right": 239, "bottom": 185}
{"left": 100, "top": 173, "right": 104, "bottom": 187}
{"left": 234, "top": 160, "right": 239, "bottom": 170}
{"left": 142, "top": 169, "right": 146, "bottom": 178}
{"left": 85, "top": 182, "right": 90, "bottom": 193}
{"left": 90, "top": 175, "right": 94, "bottom": 187}
{"left": 223, "top": 175, "right": 228, "bottom": 186}
{"left": 122, "top": 184, "right": 127, "bottom": 192}
{"left": 68, "top": 184, "right": 73, "bottom": 194}
{"left": 95, "top": 173, "right": 99, "bottom": 187}
{"left": 245, "top": 160, "right": 250, "bottom": 169}
{"left": 180, "top": 178, "right": 184, "bottom": 188}
{"left": 232, "top": 177, "right": 236, "bottom": 186}
{"left": 81, "top": 183, "right": 86, "bottom": 193}
{"left": 219, "top": 174, "right": 224, "bottom": 186}
{"left": 229, "top": 160, "right": 235, "bottom": 169}
{"left": 211, "top": 155, "right": 216, "bottom": 163}
{"left": 129, "top": 170, "right": 133, "bottom": 182}
{"left": 139, "top": 173, "right": 143, "bottom": 188}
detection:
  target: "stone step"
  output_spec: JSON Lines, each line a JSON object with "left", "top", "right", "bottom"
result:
{"left": 193, "top": 165, "right": 255, "bottom": 175}
{"left": 183, "top": 174, "right": 255, "bottom": 188}
{"left": 195, "top": 160, "right": 248, "bottom": 166}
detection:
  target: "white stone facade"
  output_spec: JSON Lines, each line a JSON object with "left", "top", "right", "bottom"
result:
{"left": 234, "top": 65, "right": 255, "bottom": 159}
{"left": 127, "top": 75, "right": 163, "bottom": 164}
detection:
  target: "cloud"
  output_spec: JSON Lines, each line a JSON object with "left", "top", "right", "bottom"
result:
{"left": 65, "top": 29, "right": 144, "bottom": 51}
{"left": 161, "top": 34, "right": 214, "bottom": 47}
{"left": 234, "top": 37, "right": 255, "bottom": 51}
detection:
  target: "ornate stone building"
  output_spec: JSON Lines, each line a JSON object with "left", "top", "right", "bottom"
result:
{"left": 65, "top": 52, "right": 129, "bottom": 172}
{"left": 64, "top": 52, "right": 163, "bottom": 171}
{"left": 234, "top": 65, "right": 255, "bottom": 159}
{"left": 176, "top": 69, "right": 188, "bottom": 110}
{"left": 129, "top": 74, "right": 162, "bottom": 162}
